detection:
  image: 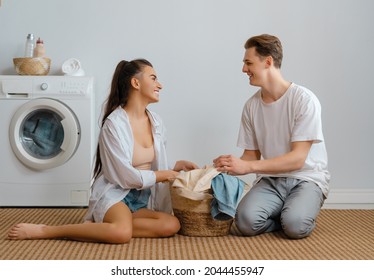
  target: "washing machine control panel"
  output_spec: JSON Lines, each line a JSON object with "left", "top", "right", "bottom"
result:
{"left": 0, "top": 76, "right": 93, "bottom": 99}
{"left": 58, "top": 80, "right": 91, "bottom": 94}
{"left": 34, "top": 78, "right": 90, "bottom": 95}
{"left": 33, "top": 77, "right": 93, "bottom": 97}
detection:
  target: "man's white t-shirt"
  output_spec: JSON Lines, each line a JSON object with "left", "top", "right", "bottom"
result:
{"left": 237, "top": 83, "right": 330, "bottom": 197}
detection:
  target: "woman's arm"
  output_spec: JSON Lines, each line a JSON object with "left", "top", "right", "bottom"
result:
{"left": 154, "top": 170, "right": 180, "bottom": 183}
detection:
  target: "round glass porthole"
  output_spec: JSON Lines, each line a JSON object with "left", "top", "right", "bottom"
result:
{"left": 9, "top": 98, "right": 80, "bottom": 170}
{"left": 20, "top": 109, "right": 65, "bottom": 159}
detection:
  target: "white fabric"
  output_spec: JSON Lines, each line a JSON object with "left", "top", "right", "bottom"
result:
{"left": 172, "top": 166, "right": 220, "bottom": 200}
{"left": 237, "top": 83, "right": 330, "bottom": 197}
{"left": 84, "top": 106, "right": 172, "bottom": 222}
{"left": 62, "top": 58, "right": 85, "bottom": 76}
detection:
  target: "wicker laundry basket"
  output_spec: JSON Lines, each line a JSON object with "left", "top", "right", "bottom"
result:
{"left": 170, "top": 186, "right": 233, "bottom": 237}
{"left": 13, "top": 57, "right": 51, "bottom": 75}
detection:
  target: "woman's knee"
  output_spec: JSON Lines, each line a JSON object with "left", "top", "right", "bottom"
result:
{"left": 102, "top": 202, "right": 133, "bottom": 243}
{"left": 158, "top": 215, "right": 180, "bottom": 237}
{"left": 106, "top": 224, "right": 132, "bottom": 244}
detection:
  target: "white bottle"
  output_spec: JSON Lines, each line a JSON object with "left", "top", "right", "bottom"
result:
{"left": 24, "top": 33, "right": 35, "bottom": 57}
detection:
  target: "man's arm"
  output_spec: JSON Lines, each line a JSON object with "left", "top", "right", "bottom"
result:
{"left": 241, "top": 149, "right": 261, "bottom": 161}
{"left": 213, "top": 141, "right": 313, "bottom": 175}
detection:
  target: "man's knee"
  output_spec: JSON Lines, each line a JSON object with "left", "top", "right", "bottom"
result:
{"left": 235, "top": 210, "right": 262, "bottom": 236}
{"left": 281, "top": 212, "right": 316, "bottom": 239}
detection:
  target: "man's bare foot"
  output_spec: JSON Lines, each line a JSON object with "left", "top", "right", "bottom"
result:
{"left": 7, "top": 223, "right": 47, "bottom": 240}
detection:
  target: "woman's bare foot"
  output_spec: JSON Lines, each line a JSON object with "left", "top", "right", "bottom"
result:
{"left": 7, "top": 223, "right": 47, "bottom": 240}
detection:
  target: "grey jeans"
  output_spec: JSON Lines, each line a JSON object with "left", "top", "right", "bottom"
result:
{"left": 235, "top": 177, "right": 324, "bottom": 239}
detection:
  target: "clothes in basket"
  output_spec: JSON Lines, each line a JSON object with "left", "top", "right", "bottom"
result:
{"left": 171, "top": 166, "right": 245, "bottom": 220}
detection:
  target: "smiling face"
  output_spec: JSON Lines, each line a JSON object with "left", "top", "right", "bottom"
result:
{"left": 242, "top": 47, "right": 269, "bottom": 87}
{"left": 135, "top": 66, "right": 163, "bottom": 104}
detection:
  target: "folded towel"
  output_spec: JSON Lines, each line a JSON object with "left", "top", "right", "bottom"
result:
{"left": 62, "top": 58, "right": 85, "bottom": 76}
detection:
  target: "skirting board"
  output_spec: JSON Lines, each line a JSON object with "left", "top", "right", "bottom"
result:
{"left": 323, "top": 189, "right": 374, "bottom": 209}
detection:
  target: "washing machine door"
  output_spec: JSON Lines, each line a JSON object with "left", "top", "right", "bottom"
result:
{"left": 9, "top": 98, "right": 80, "bottom": 170}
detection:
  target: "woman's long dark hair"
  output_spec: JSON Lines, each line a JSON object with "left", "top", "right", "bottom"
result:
{"left": 93, "top": 59, "right": 153, "bottom": 180}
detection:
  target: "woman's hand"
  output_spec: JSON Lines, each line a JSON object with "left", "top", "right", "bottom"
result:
{"left": 154, "top": 170, "right": 180, "bottom": 183}
{"left": 155, "top": 160, "right": 198, "bottom": 184}
{"left": 173, "top": 160, "right": 199, "bottom": 172}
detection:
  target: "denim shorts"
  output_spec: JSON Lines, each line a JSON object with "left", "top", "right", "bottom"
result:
{"left": 122, "top": 188, "right": 151, "bottom": 212}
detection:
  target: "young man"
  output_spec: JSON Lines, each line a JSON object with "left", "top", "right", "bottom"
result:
{"left": 213, "top": 34, "right": 330, "bottom": 239}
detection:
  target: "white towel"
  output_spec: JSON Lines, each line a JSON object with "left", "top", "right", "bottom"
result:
{"left": 62, "top": 58, "right": 85, "bottom": 76}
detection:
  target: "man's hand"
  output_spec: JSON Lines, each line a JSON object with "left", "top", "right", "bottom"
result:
{"left": 213, "top": 154, "right": 250, "bottom": 175}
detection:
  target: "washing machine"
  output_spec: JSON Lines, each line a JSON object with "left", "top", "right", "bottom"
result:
{"left": 0, "top": 75, "right": 95, "bottom": 206}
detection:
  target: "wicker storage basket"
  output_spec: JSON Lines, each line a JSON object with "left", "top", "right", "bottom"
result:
{"left": 13, "top": 57, "right": 51, "bottom": 75}
{"left": 170, "top": 186, "right": 233, "bottom": 237}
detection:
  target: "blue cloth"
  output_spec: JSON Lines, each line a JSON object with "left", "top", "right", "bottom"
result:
{"left": 22, "top": 111, "right": 64, "bottom": 158}
{"left": 122, "top": 188, "right": 151, "bottom": 212}
{"left": 210, "top": 173, "right": 245, "bottom": 220}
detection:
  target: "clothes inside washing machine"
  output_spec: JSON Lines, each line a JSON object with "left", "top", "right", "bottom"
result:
{"left": 21, "top": 109, "right": 64, "bottom": 159}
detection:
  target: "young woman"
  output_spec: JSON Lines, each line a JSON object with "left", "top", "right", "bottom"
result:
{"left": 8, "top": 59, "right": 198, "bottom": 243}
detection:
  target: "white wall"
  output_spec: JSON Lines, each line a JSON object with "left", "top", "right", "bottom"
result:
{"left": 1, "top": 0, "right": 373, "bottom": 207}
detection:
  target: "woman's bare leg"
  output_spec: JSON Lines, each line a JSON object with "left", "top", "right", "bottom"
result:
{"left": 7, "top": 202, "right": 133, "bottom": 244}
{"left": 131, "top": 208, "right": 180, "bottom": 238}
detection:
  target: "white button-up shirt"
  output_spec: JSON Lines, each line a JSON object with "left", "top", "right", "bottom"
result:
{"left": 84, "top": 106, "right": 173, "bottom": 222}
